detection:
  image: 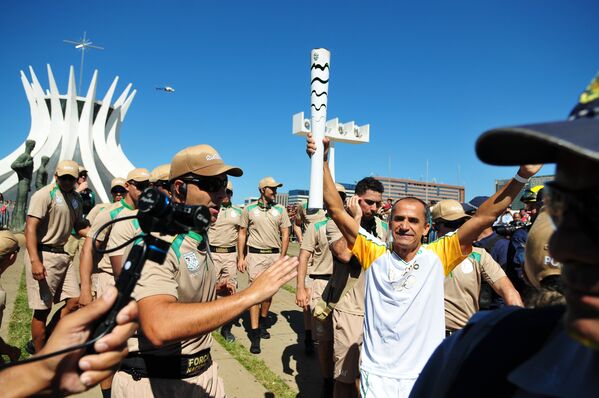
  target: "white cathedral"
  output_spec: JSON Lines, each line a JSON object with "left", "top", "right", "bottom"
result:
{"left": 0, "top": 65, "right": 137, "bottom": 203}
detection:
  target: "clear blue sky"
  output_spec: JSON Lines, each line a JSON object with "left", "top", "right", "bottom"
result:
{"left": 1, "top": 1, "right": 598, "bottom": 203}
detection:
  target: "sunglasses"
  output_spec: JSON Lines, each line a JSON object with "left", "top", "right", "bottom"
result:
{"left": 111, "top": 188, "right": 127, "bottom": 196}
{"left": 545, "top": 182, "right": 599, "bottom": 235}
{"left": 434, "top": 219, "right": 465, "bottom": 231}
{"left": 58, "top": 175, "right": 77, "bottom": 182}
{"left": 183, "top": 176, "right": 228, "bottom": 193}
{"left": 153, "top": 180, "right": 171, "bottom": 190}
{"left": 363, "top": 199, "right": 382, "bottom": 207}
{"left": 129, "top": 180, "right": 150, "bottom": 191}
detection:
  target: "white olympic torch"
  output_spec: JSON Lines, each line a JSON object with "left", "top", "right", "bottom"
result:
{"left": 308, "top": 48, "right": 330, "bottom": 209}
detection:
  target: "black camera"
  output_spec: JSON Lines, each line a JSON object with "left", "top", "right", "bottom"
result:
{"left": 137, "top": 188, "right": 211, "bottom": 235}
{"left": 493, "top": 220, "right": 530, "bottom": 237}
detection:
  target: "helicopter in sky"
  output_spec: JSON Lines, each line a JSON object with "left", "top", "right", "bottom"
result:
{"left": 155, "top": 86, "right": 175, "bottom": 93}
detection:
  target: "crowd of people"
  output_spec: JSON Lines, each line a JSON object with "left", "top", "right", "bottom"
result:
{"left": 0, "top": 73, "right": 597, "bottom": 398}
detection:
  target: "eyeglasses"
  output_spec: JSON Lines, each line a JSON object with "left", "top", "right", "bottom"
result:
{"left": 545, "top": 182, "right": 599, "bottom": 235}
{"left": 183, "top": 176, "right": 228, "bottom": 193}
{"left": 129, "top": 180, "right": 150, "bottom": 191}
{"left": 363, "top": 199, "right": 382, "bottom": 207}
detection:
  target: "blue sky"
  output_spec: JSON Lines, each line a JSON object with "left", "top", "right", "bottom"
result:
{"left": 1, "top": 1, "right": 598, "bottom": 203}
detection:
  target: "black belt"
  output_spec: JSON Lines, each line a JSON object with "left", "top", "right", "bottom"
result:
{"left": 248, "top": 246, "right": 279, "bottom": 254}
{"left": 38, "top": 244, "right": 66, "bottom": 254}
{"left": 120, "top": 349, "right": 212, "bottom": 380}
{"left": 309, "top": 274, "right": 332, "bottom": 281}
{"left": 209, "top": 245, "right": 236, "bottom": 253}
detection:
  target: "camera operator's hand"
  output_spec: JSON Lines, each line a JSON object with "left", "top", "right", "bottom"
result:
{"left": 517, "top": 164, "right": 542, "bottom": 179}
{"left": 246, "top": 256, "right": 298, "bottom": 304}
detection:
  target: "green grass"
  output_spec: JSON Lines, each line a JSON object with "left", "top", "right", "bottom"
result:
{"left": 7, "top": 270, "right": 32, "bottom": 359}
{"left": 212, "top": 332, "right": 296, "bottom": 398}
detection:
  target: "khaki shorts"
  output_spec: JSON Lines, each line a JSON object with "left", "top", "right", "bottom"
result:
{"left": 25, "top": 250, "right": 80, "bottom": 310}
{"left": 211, "top": 252, "right": 237, "bottom": 287}
{"left": 65, "top": 235, "right": 84, "bottom": 260}
{"left": 245, "top": 252, "right": 279, "bottom": 283}
{"left": 112, "top": 361, "right": 226, "bottom": 398}
{"left": 94, "top": 271, "right": 115, "bottom": 299}
{"left": 332, "top": 309, "right": 363, "bottom": 383}
{"left": 310, "top": 279, "right": 333, "bottom": 342}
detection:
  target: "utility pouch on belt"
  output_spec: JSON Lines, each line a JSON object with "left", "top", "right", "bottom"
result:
{"left": 312, "top": 256, "right": 362, "bottom": 321}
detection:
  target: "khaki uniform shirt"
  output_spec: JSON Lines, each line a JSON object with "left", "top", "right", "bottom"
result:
{"left": 296, "top": 204, "right": 327, "bottom": 228}
{"left": 87, "top": 200, "right": 135, "bottom": 275}
{"left": 444, "top": 247, "right": 506, "bottom": 331}
{"left": 326, "top": 217, "right": 388, "bottom": 315}
{"left": 86, "top": 203, "right": 111, "bottom": 225}
{"left": 28, "top": 183, "right": 87, "bottom": 246}
{"left": 107, "top": 207, "right": 140, "bottom": 260}
{"left": 301, "top": 217, "right": 333, "bottom": 276}
{"left": 208, "top": 205, "right": 242, "bottom": 248}
{"left": 241, "top": 202, "right": 291, "bottom": 249}
{"left": 131, "top": 231, "right": 216, "bottom": 356}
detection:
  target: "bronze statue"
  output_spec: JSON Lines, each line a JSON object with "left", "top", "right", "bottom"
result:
{"left": 11, "top": 140, "right": 35, "bottom": 231}
{"left": 35, "top": 156, "right": 50, "bottom": 190}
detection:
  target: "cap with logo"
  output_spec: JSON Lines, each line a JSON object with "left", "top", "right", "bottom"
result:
{"left": 259, "top": 176, "right": 283, "bottom": 189}
{"left": 170, "top": 144, "right": 243, "bottom": 180}
{"left": 150, "top": 164, "right": 171, "bottom": 183}
{"left": 56, "top": 160, "right": 80, "bottom": 178}
{"left": 127, "top": 168, "right": 151, "bottom": 182}
{"left": 524, "top": 210, "right": 561, "bottom": 289}
{"left": 110, "top": 178, "right": 127, "bottom": 190}
{"left": 432, "top": 199, "right": 471, "bottom": 222}
{"left": 0, "top": 230, "right": 19, "bottom": 258}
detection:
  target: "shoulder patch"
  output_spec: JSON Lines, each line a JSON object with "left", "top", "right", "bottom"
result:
{"left": 183, "top": 251, "right": 200, "bottom": 273}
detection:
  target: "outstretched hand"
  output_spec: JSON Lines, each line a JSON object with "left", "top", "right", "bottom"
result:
{"left": 247, "top": 256, "right": 298, "bottom": 304}
{"left": 305, "top": 133, "right": 330, "bottom": 161}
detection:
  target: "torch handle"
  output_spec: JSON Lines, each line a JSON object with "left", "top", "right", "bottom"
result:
{"left": 308, "top": 48, "right": 330, "bottom": 209}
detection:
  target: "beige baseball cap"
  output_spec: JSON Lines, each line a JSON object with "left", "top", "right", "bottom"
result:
{"left": 169, "top": 144, "right": 243, "bottom": 180}
{"left": 335, "top": 183, "right": 346, "bottom": 193}
{"left": 127, "top": 168, "right": 151, "bottom": 182}
{"left": 110, "top": 177, "right": 127, "bottom": 190}
{"left": 150, "top": 164, "right": 170, "bottom": 183}
{"left": 226, "top": 181, "right": 234, "bottom": 191}
{"left": 259, "top": 176, "right": 283, "bottom": 189}
{"left": 0, "top": 230, "right": 19, "bottom": 257}
{"left": 524, "top": 210, "right": 561, "bottom": 289}
{"left": 432, "top": 199, "right": 471, "bottom": 222}
{"left": 56, "top": 160, "right": 79, "bottom": 178}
